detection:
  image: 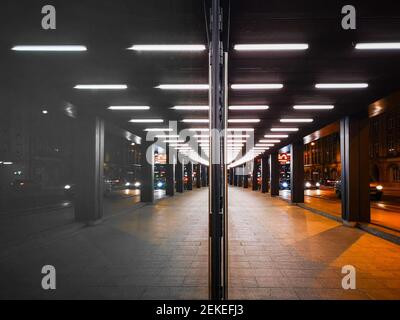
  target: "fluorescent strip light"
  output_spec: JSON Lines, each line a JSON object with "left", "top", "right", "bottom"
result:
{"left": 229, "top": 105, "right": 269, "bottom": 110}
{"left": 172, "top": 106, "right": 209, "bottom": 110}
{"left": 2, "top": 162, "right": 13, "bottom": 165}
{"left": 75, "top": 84, "right": 127, "bottom": 90}
{"left": 199, "top": 144, "right": 210, "bottom": 147}
{"left": 315, "top": 83, "right": 368, "bottom": 89}
{"left": 355, "top": 43, "right": 400, "bottom": 50}
{"left": 197, "top": 140, "right": 209, "bottom": 143}
{"left": 128, "top": 44, "right": 206, "bottom": 51}
{"left": 156, "top": 84, "right": 209, "bottom": 90}
{"left": 293, "top": 105, "right": 334, "bottom": 110}
{"left": 264, "top": 134, "right": 289, "bottom": 138}
{"left": 193, "top": 135, "right": 210, "bottom": 138}
{"left": 144, "top": 128, "right": 173, "bottom": 132}
{"left": 256, "top": 144, "right": 274, "bottom": 147}
{"left": 234, "top": 43, "right": 308, "bottom": 51}
{"left": 170, "top": 144, "right": 189, "bottom": 147}
{"left": 12, "top": 45, "right": 87, "bottom": 51}
{"left": 164, "top": 140, "right": 185, "bottom": 143}
{"left": 271, "top": 128, "right": 299, "bottom": 132}
{"left": 155, "top": 135, "right": 179, "bottom": 138}
{"left": 227, "top": 140, "right": 247, "bottom": 143}
{"left": 259, "top": 140, "right": 281, "bottom": 143}
{"left": 280, "top": 118, "right": 313, "bottom": 123}
{"left": 189, "top": 128, "right": 209, "bottom": 132}
{"left": 108, "top": 106, "right": 150, "bottom": 110}
{"left": 228, "top": 119, "right": 260, "bottom": 123}
{"left": 228, "top": 128, "right": 255, "bottom": 132}
{"left": 129, "top": 119, "right": 163, "bottom": 123}
{"left": 228, "top": 144, "right": 244, "bottom": 147}
{"left": 227, "top": 135, "right": 250, "bottom": 138}
{"left": 231, "top": 84, "right": 283, "bottom": 90}
{"left": 181, "top": 119, "right": 209, "bottom": 123}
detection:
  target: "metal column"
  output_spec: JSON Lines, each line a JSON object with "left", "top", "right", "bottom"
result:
{"left": 166, "top": 145, "right": 175, "bottom": 197}
{"left": 290, "top": 141, "right": 305, "bottom": 203}
{"left": 74, "top": 115, "right": 104, "bottom": 223}
{"left": 187, "top": 162, "right": 193, "bottom": 190}
{"left": 340, "top": 115, "right": 371, "bottom": 224}
{"left": 270, "top": 153, "right": 280, "bottom": 196}
{"left": 196, "top": 164, "right": 202, "bottom": 188}
{"left": 208, "top": 0, "right": 228, "bottom": 300}
{"left": 140, "top": 140, "right": 155, "bottom": 203}
{"left": 261, "top": 156, "right": 268, "bottom": 193}
{"left": 252, "top": 159, "right": 258, "bottom": 191}
{"left": 176, "top": 158, "right": 184, "bottom": 193}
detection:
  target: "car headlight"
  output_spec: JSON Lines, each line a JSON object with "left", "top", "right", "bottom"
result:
{"left": 157, "top": 182, "right": 163, "bottom": 188}
{"left": 64, "top": 185, "right": 71, "bottom": 190}
{"left": 305, "top": 182, "right": 312, "bottom": 188}
{"left": 125, "top": 182, "right": 131, "bottom": 187}
{"left": 282, "top": 182, "right": 288, "bottom": 188}
{"left": 316, "top": 182, "right": 320, "bottom": 187}
{"left": 376, "top": 185, "right": 383, "bottom": 191}
{"left": 134, "top": 182, "right": 141, "bottom": 187}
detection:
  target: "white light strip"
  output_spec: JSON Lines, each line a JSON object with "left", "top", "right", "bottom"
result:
{"left": 229, "top": 105, "right": 269, "bottom": 110}
{"left": 75, "top": 84, "right": 127, "bottom": 90}
{"left": 227, "top": 134, "right": 250, "bottom": 138}
{"left": 156, "top": 84, "right": 209, "bottom": 90}
{"left": 164, "top": 140, "right": 185, "bottom": 143}
{"left": 181, "top": 119, "right": 209, "bottom": 123}
{"left": 228, "top": 128, "right": 255, "bottom": 132}
{"left": 155, "top": 135, "right": 179, "bottom": 138}
{"left": 355, "top": 43, "right": 400, "bottom": 50}
{"left": 129, "top": 119, "right": 163, "bottom": 123}
{"left": 256, "top": 144, "right": 274, "bottom": 147}
{"left": 227, "top": 140, "right": 247, "bottom": 143}
{"left": 189, "top": 128, "right": 209, "bottom": 132}
{"left": 264, "top": 134, "right": 289, "bottom": 138}
{"left": 194, "top": 135, "right": 210, "bottom": 138}
{"left": 228, "top": 119, "right": 260, "bottom": 123}
{"left": 234, "top": 44, "right": 309, "bottom": 51}
{"left": 271, "top": 128, "right": 299, "bottom": 132}
{"left": 280, "top": 118, "right": 313, "bottom": 123}
{"left": 128, "top": 44, "right": 206, "bottom": 52}
{"left": 259, "top": 140, "right": 281, "bottom": 143}
{"left": 293, "top": 105, "right": 334, "bottom": 110}
{"left": 12, "top": 45, "right": 87, "bottom": 51}
{"left": 315, "top": 83, "right": 368, "bottom": 89}
{"left": 231, "top": 84, "right": 283, "bottom": 90}
{"left": 108, "top": 106, "right": 150, "bottom": 110}
{"left": 144, "top": 128, "right": 172, "bottom": 132}
{"left": 172, "top": 106, "right": 209, "bottom": 110}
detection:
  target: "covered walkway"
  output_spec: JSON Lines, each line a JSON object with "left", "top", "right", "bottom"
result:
{"left": 1, "top": 187, "right": 400, "bottom": 300}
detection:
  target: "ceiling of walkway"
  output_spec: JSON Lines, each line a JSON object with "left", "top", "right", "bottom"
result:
{"left": 1, "top": 0, "right": 400, "bottom": 157}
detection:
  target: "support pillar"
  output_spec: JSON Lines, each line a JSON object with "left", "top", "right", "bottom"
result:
{"left": 252, "top": 159, "right": 258, "bottom": 191}
{"left": 243, "top": 165, "right": 249, "bottom": 188}
{"left": 270, "top": 153, "right": 280, "bottom": 196}
{"left": 261, "top": 156, "right": 268, "bottom": 193}
{"left": 233, "top": 170, "right": 238, "bottom": 186}
{"left": 176, "top": 158, "right": 184, "bottom": 193}
{"left": 201, "top": 165, "right": 207, "bottom": 187}
{"left": 74, "top": 115, "right": 104, "bottom": 223}
{"left": 196, "top": 164, "right": 202, "bottom": 188}
{"left": 290, "top": 141, "right": 304, "bottom": 203}
{"left": 187, "top": 162, "right": 193, "bottom": 190}
{"left": 166, "top": 145, "right": 175, "bottom": 197}
{"left": 140, "top": 140, "right": 154, "bottom": 203}
{"left": 340, "top": 115, "right": 370, "bottom": 224}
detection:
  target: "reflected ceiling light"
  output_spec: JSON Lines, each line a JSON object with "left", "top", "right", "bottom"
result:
{"left": 280, "top": 118, "right": 313, "bottom": 123}
{"left": 271, "top": 128, "right": 299, "bottom": 132}
{"left": 355, "top": 43, "right": 400, "bottom": 50}
{"left": 156, "top": 84, "right": 209, "bottom": 90}
{"left": 264, "top": 134, "right": 289, "bottom": 138}
{"left": 228, "top": 128, "right": 255, "bottom": 132}
{"left": 234, "top": 44, "right": 309, "bottom": 51}
{"left": 259, "top": 140, "right": 281, "bottom": 143}
{"left": 155, "top": 134, "right": 179, "bottom": 138}
{"left": 74, "top": 84, "right": 127, "bottom": 90}
{"left": 181, "top": 119, "right": 209, "bottom": 123}
{"left": 129, "top": 119, "right": 163, "bottom": 123}
{"left": 228, "top": 119, "right": 260, "bottom": 123}
{"left": 315, "top": 83, "right": 368, "bottom": 89}
{"left": 144, "top": 128, "right": 173, "bottom": 132}
{"left": 293, "top": 105, "right": 334, "bottom": 110}
{"left": 128, "top": 44, "right": 206, "bottom": 51}
{"left": 189, "top": 128, "right": 209, "bottom": 132}
{"left": 229, "top": 105, "right": 269, "bottom": 110}
{"left": 12, "top": 45, "right": 87, "bottom": 51}
{"left": 108, "top": 106, "right": 150, "bottom": 110}
{"left": 172, "top": 105, "right": 209, "bottom": 110}
{"left": 231, "top": 84, "right": 283, "bottom": 90}
{"left": 227, "top": 134, "right": 250, "bottom": 138}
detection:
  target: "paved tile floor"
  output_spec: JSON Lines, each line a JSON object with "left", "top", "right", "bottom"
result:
{"left": 0, "top": 187, "right": 399, "bottom": 299}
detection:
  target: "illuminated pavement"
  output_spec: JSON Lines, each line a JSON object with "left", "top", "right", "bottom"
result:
{"left": 1, "top": 187, "right": 400, "bottom": 299}
{"left": 280, "top": 188, "right": 400, "bottom": 231}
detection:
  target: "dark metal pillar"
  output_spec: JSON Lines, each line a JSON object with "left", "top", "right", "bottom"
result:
{"left": 290, "top": 141, "right": 305, "bottom": 203}
{"left": 208, "top": 0, "right": 227, "bottom": 300}
{"left": 140, "top": 140, "right": 154, "bottom": 203}
{"left": 74, "top": 115, "right": 104, "bottom": 223}
{"left": 340, "top": 115, "right": 371, "bottom": 224}
{"left": 187, "top": 162, "right": 193, "bottom": 190}
{"left": 261, "top": 156, "right": 268, "bottom": 193}
{"left": 176, "top": 158, "right": 184, "bottom": 193}
{"left": 233, "top": 169, "right": 238, "bottom": 186}
{"left": 270, "top": 153, "right": 280, "bottom": 196}
{"left": 166, "top": 145, "right": 175, "bottom": 197}
{"left": 252, "top": 159, "right": 258, "bottom": 191}
{"left": 196, "top": 164, "right": 202, "bottom": 188}
{"left": 201, "top": 165, "right": 207, "bottom": 187}
{"left": 243, "top": 165, "right": 249, "bottom": 188}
